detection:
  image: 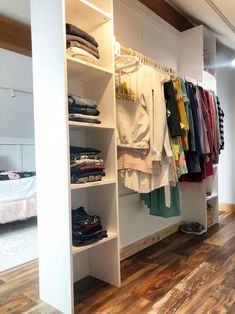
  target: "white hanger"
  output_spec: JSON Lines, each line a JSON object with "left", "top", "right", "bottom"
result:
{"left": 115, "top": 54, "right": 140, "bottom": 72}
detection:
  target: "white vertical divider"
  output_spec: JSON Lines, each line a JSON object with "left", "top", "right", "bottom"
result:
{"left": 31, "top": 0, "right": 74, "bottom": 313}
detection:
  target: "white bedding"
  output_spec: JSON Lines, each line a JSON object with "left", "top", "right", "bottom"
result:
{"left": 0, "top": 176, "right": 36, "bottom": 203}
{"left": 0, "top": 197, "right": 37, "bottom": 224}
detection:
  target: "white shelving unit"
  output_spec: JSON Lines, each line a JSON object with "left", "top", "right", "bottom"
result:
{"left": 179, "top": 25, "right": 219, "bottom": 231}
{"left": 31, "top": 0, "right": 120, "bottom": 312}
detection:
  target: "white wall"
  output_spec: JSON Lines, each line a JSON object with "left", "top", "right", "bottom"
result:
{"left": 0, "top": 49, "right": 34, "bottom": 141}
{"left": 216, "top": 43, "right": 235, "bottom": 204}
{"left": 114, "top": 0, "right": 181, "bottom": 248}
{"left": 0, "top": 48, "right": 35, "bottom": 171}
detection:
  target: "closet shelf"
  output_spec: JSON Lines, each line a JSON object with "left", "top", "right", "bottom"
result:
{"left": 69, "top": 121, "right": 115, "bottom": 131}
{"left": 70, "top": 178, "right": 116, "bottom": 190}
{"left": 67, "top": 56, "right": 113, "bottom": 81}
{"left": 72, "top": 232, "right": 117, "bottom": 254}
{"left": 66, "top": 0, "right": 112, "bottom": 32}
{"left": 206, "top": 193, "right": 218, "bottom": 201}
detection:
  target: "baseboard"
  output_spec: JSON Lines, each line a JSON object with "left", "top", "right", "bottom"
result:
{"left": 219, "top": 203, "right": 235, "bottom": 212}
{"left": 120, "top": 222, "right": 181, "bottom": 261}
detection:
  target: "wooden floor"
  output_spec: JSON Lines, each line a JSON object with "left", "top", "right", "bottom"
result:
{"left": 0, "top": 211, "right": 235, "bottom": 313}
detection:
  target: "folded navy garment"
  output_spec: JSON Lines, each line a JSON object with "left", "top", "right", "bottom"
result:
{"left": 69, "top": 117, "right": 101, "bottom": 124}
{"left": 70, "top": 146, "right": 101, "bottom": 155}
{"left": 68, "top": 94, "right": 97, "bottom": 109}
{"left": 68, "top": 105, "right": 100, "bottom": 116}
{"left": 66, "top": 23, "right": 98, "bottom": 48}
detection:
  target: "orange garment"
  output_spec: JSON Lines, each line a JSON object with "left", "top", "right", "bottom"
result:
{"left": 173, "top": 78, "right": 189, "bottom": 151}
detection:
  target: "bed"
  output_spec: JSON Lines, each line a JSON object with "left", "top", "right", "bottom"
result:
{"left": 0, "top": 141, "right": 37, "bottom": 224}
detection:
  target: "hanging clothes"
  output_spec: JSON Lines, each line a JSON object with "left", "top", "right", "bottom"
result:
{"left": 173, "top": 77, "right": 189, "bottom": 151}
{"left": 142, "top": 184, "right": 181, "bottom": 218}
{"left": 115, "top": 52, "right": 224, "bottom": 217}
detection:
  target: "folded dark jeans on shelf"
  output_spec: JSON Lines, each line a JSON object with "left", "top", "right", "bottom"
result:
{"left": 70, "top": 170, "right": 105, "bottom": 178}
{"left": 72, "top": 230, "right": 108, "bottom": 246}
{"left": 72, "top": 165, "right": 104, "bottom": 172}
{"left": 69, "top": 117, "right": 101, "bottom": 124}
{"left": 68, "top": 105, "right": 100, "bottom": 116}
{"left": 66, "top": 34, "right": 99, "bottom": 54}
{"left": 70, "top": 146, "right": 101, "bottom": 155}
{"left": 69, "top": 113, "right": 100, "bottom": 120}
{"left": 67, "top": 41, "right": 100, "bottom": 59}
{"left": 71, "top": 175, "right": 103, "bottom": 184}
{"left": 66, "top": 23, "right": 98, "bottom": 48}
{"left": 68, "top": 94, "right": 97, "bottom": 109}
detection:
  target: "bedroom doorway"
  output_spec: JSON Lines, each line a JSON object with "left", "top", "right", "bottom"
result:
{"left": 0, "top": 17, "right": 37, "bottom": 272}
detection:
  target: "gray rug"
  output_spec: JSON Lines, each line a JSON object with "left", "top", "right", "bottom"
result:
{"left": 0, "top": 217, "right": 38, "bottom": 272}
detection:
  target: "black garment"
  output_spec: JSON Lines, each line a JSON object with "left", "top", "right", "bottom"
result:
{"left": 184, "top": 151, "right": 201, "bottom": 174}
{"left": 68, "top": 106, "right": 100, "bottom": 116}
{"left": 72, "top": 230, "right": 107, "bottom": 246}
{"left": 66, "top": 23, "right": 98, "bottom": 48}
{"left": 164, "top": 80, "right": 182, "bottom": 137}
{"left": 70, "top": 146, "right": 101, "bottom": 156}
{"left": 69, "top": 117, "right": 101, "bottom": 124}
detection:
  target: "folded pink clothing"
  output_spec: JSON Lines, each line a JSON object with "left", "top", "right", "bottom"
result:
{"left": 117, "top": 148, "right": 161, "bottom": 175}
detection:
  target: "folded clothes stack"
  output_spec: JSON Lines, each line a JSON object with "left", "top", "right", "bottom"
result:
{"left": 70, "top": 146, "right": 105, "bottom": 184}
{"left": 72, "top": 207, "right": 107, "bottom": 246}
{"left": 68, "top": 94, "right": 101, "bottom": 124}
{"left": 66, "top": 23, "right": 100, "bottom": 63}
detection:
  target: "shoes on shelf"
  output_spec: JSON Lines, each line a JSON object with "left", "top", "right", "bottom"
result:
{"left": 179, "top": 222, "right": 206, "bottom": 235}
{"left": 72, "top": 206, "right": 107, "bottom": 246}
{"left": 72, "top": 206, "right": 101, "bottom": 224}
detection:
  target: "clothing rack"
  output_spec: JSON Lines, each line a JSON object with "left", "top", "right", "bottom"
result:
{"left": 0, "top": 86, "right": 33, "bottom": 97}
{"left": 119, "top": 43, "right": 203, "bottom": 86}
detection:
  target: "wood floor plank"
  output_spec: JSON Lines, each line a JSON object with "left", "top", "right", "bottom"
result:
{"left": 0, "top": 260, "right": 38, "bottom": 283}
{"left": 0, "top": 271, "right": 38, "bottom": 306}
{"left": 175, "top": 252, "right": 235, "bottom": 313}
{"left": 205, "top": 218, "right": 235, "bottom": 246}
{"left": 23, "top": 302, "right": 61, "bottom": 314}
{"left": 147, "top": 261, "right": 216, "bottom": 314}
{"left": 23, "top": 282, "right": 40, "bottom": 304}
{"left": 0, "top": 294, "right": 36, "bottom": 314}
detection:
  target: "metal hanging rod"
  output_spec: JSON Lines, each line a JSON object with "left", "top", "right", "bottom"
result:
{"left": 0, "top": 86, "right": 33, "bottom": 97}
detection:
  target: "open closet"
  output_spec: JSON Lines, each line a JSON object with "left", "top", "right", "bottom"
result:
{"left": 30, "top": 0, "right": 224, "bottom": 313}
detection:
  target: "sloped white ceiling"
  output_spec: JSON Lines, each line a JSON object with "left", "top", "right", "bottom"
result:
{"left": 167, "top": 0, "right": 235, "bottom": 50}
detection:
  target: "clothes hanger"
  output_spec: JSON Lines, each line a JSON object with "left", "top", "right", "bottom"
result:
{"left": 115, "top": 54, "right": 140, "bottom": 72}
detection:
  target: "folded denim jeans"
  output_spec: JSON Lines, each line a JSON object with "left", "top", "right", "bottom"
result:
{"left": 71, "top": 174, "right": 103, "bottom": 184}
{"left": 66, "top": 23, "right": 98, "bottom": 48}
{"left": 69, "top": 113, "right": 100, "bottom": 120}
{"left": 68, "top": 94, "right": 97, "bottom": 109}
{"left": 69, "top": 105, "right": 100, "bottom": 116}
{"left": 69, "top": 117, "right": 101, "bottom": 124}
{"left": 70, "top": 146, "right": 101, "bottom": 155}
{"left": 70, "top": 170, "right": 105, "bottom": 178}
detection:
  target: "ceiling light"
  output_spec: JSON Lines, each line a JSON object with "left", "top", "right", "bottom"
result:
{"left": 232, "top": 58, "right": 235, "bottom": 67}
